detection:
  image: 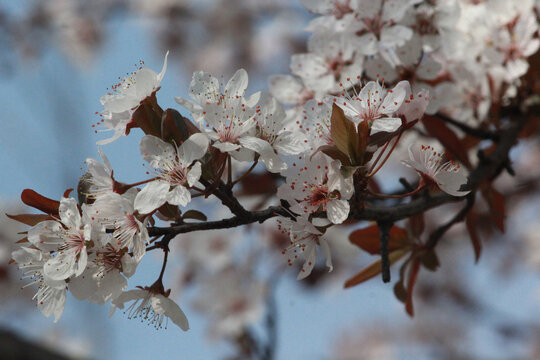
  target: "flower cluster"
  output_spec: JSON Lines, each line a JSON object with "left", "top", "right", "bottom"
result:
{"left": 8, "top": 0, "right": 539, "bottom": 337}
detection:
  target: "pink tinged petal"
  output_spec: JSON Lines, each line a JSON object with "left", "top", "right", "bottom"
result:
{"left": 44, "top": 249, "right": 77, "bottom": 281}
{"left": 139, "top": 135, "right": 176, "bottom": 168}
{"left": 435, "top": 170, "right": 470, "bottom": 197}
{"left": 319, "top": 238, "right": 333, "bottom": 272}
{"left": 59, "top": 198, "right": 81, "bottom": 229}
{"left": 326, "top": 199, "right": 350, "bottom": 224}
{"left": 134, "top": 180, "right": 170, "bottom": 214}
{"left": 167, "top": 185, "right": 191, "bottom": 207}
{"left": 213, "top": 141, "right": 241, "bottom": 153}
{"left": 371, "top": 117, "right": 402, "bottom": 134}
{"left": 186, "top": 162, "right": 202, "bottom": 187}
{"left": 297, "top": 243, "right": 317, "bottom": 280}
{"left": 178, "top": 133, "right": 209, "bottom": 165}
{"left": 380, "top": 83, "right": 407, "bottom": 114}
{"left": 151, "top": 295, "right": 190, "bottom": 331}
{"left": 239, "top": 136, "right": 286, "bottom": 173}
{"left": 225, "top": 69, "right": 249, "bottom": 97}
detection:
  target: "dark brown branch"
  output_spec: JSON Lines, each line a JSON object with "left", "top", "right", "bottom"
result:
{"left": 436, "top": 112, "right": 500, "bottom": 141}
{"left": 147, "top": 113, "right": 527, "bottom": 242}
{"left": 377, "top": 221, "right": 393, "bottom": 283}
{"left": 148, "top": 206, "right": 290, "bottom": 237}
{"left": 426, "top": 193, "right": 476, "bottom": 249}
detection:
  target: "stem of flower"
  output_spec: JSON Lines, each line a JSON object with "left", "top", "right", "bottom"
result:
{"left": 368, "top": 183, "right": 426, "bottom": 199}
{"left": 368, "top": 131, "right": 403, "bottom": 177}
{"left": 231, "top": 159, "right": 259, "bottom": 187}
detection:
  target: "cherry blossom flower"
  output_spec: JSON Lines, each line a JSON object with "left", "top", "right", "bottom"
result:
{"left": 402, "top": 145, "right": 470, "bottom": 197}
{"left": 240, "top": 97, "right": 306, "bottom": 173}
{"left": 134, "top": 133, "right": 209, "bottom": 214}
{"left": 90, "top": 190, "right": 148, "bottom": 261}
{"left": 69, "top": 240, "right": 136, "bottom": 305}
{"left": 28, "top": 197, "right": 103, "bottom": 281}
{"left": 277, "top": 153, "right": 353, "bottom": 224}
{"left": 175, "top": 69, "right": 260, "bottom": 128}
{"left": 12, "top": 246, "right": 67, "bottom": 322}
{"left": 111, "top": 287, "right": 189, "bottom": 331}
{"left": 97, "top": 52, "right": 169, "bottom": 144}
{"left": 333, "top": 80, "right": 407, "bottom": 134}
{"left": 84, "top": 148, "right": 115, "bottom": 200}
{"left": 277, "top": 217, "right": 333, "bottom": 280}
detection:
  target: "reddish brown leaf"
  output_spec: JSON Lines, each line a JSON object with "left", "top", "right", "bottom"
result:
{"left": 20, "top": 189, "right": 60, "bottom": 215}
{"left": 63, "top": 188, "right": 73, "bottom": 198}
{"left": 6, "top": 213, "right": 53, "bottom": 227}
{"left": 16, "top": 237, "right": 29, "bottom": 243}
{"left": 8, "top": 259, "right": 16, "bottom": 265}
{"left": 466, "top": 211, "right": 482, "bottom": 263}
{"left": 408, "top": 213, "right": 425, "bottom": 238}
{"left": 423, "top": 115, "right": 471, "bottom": 168}
{"left": 344, "top": 250, "right": 407, "bottom": 288}
{"left": 405, "top": 259, "right": 421, "bottom": 317}
{"left": 356, "top": 120, "right": 369, "bottom": 161}
{"left": 349, "top": 225, "right": 410, "bottom": 255}
{"left": 330, "top": 104, "right": 357, "bottom": 162}
{"left": 481, "top": 186, "right": 506, "bottom": 233}
{"left": 314, "top": 144, "right": 351, "bottom": 166}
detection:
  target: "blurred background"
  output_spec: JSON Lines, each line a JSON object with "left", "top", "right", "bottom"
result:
{"left": 1, "top": 1, "right": 540, "bottom": 359}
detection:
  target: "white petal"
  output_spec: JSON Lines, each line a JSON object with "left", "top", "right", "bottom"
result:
{"left": 167, "top": 185, "right": 191, "bottom": 207}
{"left": 326, "top": 199, "right": 350, "bottom": 224}
{"left": 59, "top": 198, "right": 81, "bottom": 229}
{"left": 225, "top": 69, "right": 248, "bottom": 98}
{"left": 178, "top": 133, "right": 209, "bottom": 165}
{"left": 186, "top": 162, "right": 202, "bottom": 187}
{"left": 380, "top": 83, "right": 407, "bottom": 114}
{"left": 134, "top": 180, "right": 170, "bottom": 214}
{"left": 213, "top": 141, "right": 241, "bottom": 153}
{"left": 380, "top": 25, "right": 413, "bottom": 48}
{"left": 140, "top": 135, "right": 176, "bottom": 168}
{"left": 371, "top": 117, "right": 402, "bottom": 134}
{"left": 151, "top": 295, "right": 189, "bottom": 331}
{"left": 297, "top": 243, "right": 317, "bottom": 280}
{"left": 44, "top": 249, "right": 77, "bottom": 281}
{"left": 435, "top": 170, "right": 470, "bottom": 197}
{"left": 239, "top": 136, "right": 286, "bottom": 173}
{"left": 319, "top": 238, "right": 333, "bottom": 272}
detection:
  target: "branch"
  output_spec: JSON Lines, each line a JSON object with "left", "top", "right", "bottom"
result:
{"left": 436, "top": 112, "right": 500, "bottom": 141}
{"left": 146, "top": 113, "right": 527, "bottom": 240}
{"left": 148, "top": 206, "right": 290, "bottom": 237}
